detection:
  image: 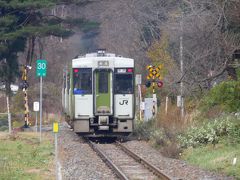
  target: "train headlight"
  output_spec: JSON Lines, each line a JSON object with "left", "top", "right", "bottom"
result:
{"left": 117, "top": 69, "right": 126, "bottom": 73}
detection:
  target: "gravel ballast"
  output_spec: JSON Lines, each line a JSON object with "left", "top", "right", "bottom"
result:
{"left": 124, "top": 141, "right": 234, "bottom": 180}
{"left": 58, "top": 123, "right": 117, "bottom": 180}
{"left": 58, "top": 122, "right": 234, "bottom": 180}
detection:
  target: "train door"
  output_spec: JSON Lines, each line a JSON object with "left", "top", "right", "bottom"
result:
{"left": 95, "top": 69, "right": 113, "bottom": 115}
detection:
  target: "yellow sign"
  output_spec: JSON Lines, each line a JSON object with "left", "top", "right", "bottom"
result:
{"left": 53, "top": 122, "right": 59, "bottom": 133}
{"left": 146, "top": 64, "right": 163, "bottom": 80}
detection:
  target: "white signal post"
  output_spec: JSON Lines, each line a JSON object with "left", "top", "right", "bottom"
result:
{"left": 136, "top": 74, "right": 142, "bottom": 121}
{"left": 6, "top": 96, "right": 11, "bottom": 134}
{"left": 53, "top": 122, "right": 59, "bottom": 180}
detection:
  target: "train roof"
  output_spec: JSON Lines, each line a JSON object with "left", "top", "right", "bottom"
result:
{"left": 72, "top": 52, "right": 134, "bottom": 68}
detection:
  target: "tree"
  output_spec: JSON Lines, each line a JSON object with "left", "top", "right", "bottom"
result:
{"left": 173, "top": 0, "right": 240, "bottom": 93}
{"left": 146, "top": 33, "right": 179, "bottom": 95}
{"left": 0, "top": 0, "right": 99, "bottom": 128}
{"left": 147, "top": 34, "right": 175, "bottom": 70}
{"left": 0, "top": 0, "right": 98, "bottom": 96}
{"left": 137, "top": 0, "right": 240, "bottom": 96}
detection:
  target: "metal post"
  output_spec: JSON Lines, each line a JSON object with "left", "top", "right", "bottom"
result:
{"left": 165, "top": 96, "right": 168, "bottom": 114}
{"left": 35, "top": 112, "right": 38, "bottom": 132}
{"left": 6, "top": 96, "right": 11, "bottom": 134}
{"left": 138, "top": 85, "right": 142, "bottom": 121}
{"left": 40, "top": 77, "right": 43, "bottom": 142}
{"left": 55, "top": 133, "right": 58, "bottom": 180}
{"left": 152, "top": 74, "right": 156, "bottom": 117}
{"left": 152, "top": 93, "right": 157, "bottom": 117}
{"left": 180, "top": 13, "right": 184, "bottom": 119}
{"left": 53, "top": 122, "right": 60, "bottom": 180}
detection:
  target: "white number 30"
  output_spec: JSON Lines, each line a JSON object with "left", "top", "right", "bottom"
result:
{"left": 37, "top": 63, "right": 46, "bottom": 69}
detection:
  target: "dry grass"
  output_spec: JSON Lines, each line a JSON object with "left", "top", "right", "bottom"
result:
{"left": 156, "top": 103, "right": 188, "bottom": 134}
{"left": 0, "top": 132, "right": 8, "bottom": 140}
{"left": 152, "top": 103, "right": 193, "bottom": 158}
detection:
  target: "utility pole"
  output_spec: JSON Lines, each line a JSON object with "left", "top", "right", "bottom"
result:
{"left": 180, "top": 12, "right": 184, "bottom": 119}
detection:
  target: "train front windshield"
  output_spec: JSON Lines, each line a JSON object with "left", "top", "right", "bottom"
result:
{"left": 114, "top": 69, "right": 133, "bottom": 94}
{"left": 73, "top": 68, "right": 92, "bottom": 94}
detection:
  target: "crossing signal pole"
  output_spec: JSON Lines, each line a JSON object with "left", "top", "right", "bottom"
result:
{"left": 21, "top": 65, "right": 31, "bottom": 128}
{"left": 146, "top": 65, "right": 164, "bottom": 117}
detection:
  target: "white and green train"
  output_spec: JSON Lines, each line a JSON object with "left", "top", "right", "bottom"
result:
{"left": 62, "top": 50, "right": 135, "bottom": 136}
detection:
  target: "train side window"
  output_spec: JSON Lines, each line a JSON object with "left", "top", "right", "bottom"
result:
{"left": 73, "top": 68, "right": 92, "bottom": 94}
{"left": 114, "top": 74, "right": 133, "bottom": 94}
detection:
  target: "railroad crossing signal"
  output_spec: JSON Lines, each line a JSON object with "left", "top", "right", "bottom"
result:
{"left": 36, "top": 59, "right": 47, "bottom": 77}
{"left": 146, "top": 65, "right": 163, "bottom": 80}
{"left": 145, "top": 65, "right": 163, "bottom": 118}
{"left": 146, "top": 65, "right": 164, "bottom": 93}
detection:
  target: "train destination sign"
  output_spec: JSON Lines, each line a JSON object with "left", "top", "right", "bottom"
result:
{"left": 36, "top": 59, "right": 47, "bottom": 77}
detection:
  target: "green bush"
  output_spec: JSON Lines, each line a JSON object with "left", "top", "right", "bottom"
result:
{"left": 133, "top": 120, "right": 169, "bottom": 143}
{"left": 178, "top": 115, "right": 240, "bottom": 148}
{"left": 149, "top": 128, "right": 168, "bottom": 145}
{"left": 237, "top": 68, "right": 240, "bottom": 80}
{"left": 0, "top": 126, "right": 8, "bottom": 131}
{"left": 133, "top": 120, "right": 155, "bottom": 140}
{"left": 0, "top": 115, "right": 8, "bottom": 127}
{"left": 228, "top": 118, "right": 240, "bottom": 143}
{"left": 201, "top": 81, "right": 240, "bottom": 112}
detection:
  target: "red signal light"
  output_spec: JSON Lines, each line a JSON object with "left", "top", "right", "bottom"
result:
{"left": 157, "top": 81, "right": 163, "bottom": 88}
{"left": 127, "top": 68, "right": 133, "bottom": 73}
{"left": 74, "top": 69, "right": 79, "bottom": 73}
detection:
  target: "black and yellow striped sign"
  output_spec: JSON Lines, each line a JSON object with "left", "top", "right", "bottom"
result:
{"left": 146, "top": 65, "right": 163, "bottom": 80}
{"left": 146, "top": 64, "right": 164, "bottom": 93}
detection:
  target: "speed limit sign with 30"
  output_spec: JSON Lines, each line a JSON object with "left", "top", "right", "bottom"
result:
{"left": 36, "top": 59, "right": 47, "bottom": 77}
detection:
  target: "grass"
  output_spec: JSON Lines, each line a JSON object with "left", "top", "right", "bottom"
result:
{"left": 181, "top": 139, "right": 240, "bottom": 179}
{"left": 0, "top": 132, "right": 54, "bottom": 180}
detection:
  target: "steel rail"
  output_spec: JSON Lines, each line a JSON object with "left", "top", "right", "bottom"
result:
{"left": 116, "top": 142, "right": 173, "bottom": 180}
{"left": 87, "top": 140, "right": 129, "bottom": 180}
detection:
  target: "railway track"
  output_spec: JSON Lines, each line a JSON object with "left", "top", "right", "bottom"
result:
{"left": 87, "top": 139, "right": 172, "bottom": 180}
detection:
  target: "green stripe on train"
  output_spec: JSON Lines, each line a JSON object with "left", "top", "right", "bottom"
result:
{"left": 96, "top": 71, "right": 111, "bottom": 111}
